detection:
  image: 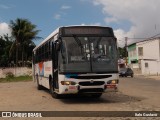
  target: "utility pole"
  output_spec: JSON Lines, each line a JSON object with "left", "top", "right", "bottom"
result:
{"left": 125, "top": 37, "right": 128, "bottom": 66}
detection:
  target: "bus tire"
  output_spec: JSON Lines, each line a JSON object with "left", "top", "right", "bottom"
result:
{"left": 91, "top": 93, "right": 102, "bottom": 98}
{"left": 36, "top": 74, "right": 43, "bottom": 90}
{"left": 49, "top": 78, "right": 60, "bottom": 99}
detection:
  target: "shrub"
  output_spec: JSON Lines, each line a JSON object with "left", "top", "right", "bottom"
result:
{"left": 6, "top": 72, "right": 14, "bottom": 81}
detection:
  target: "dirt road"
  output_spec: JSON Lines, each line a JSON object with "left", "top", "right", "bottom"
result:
{"left": 0, "top": 76, "right": 160, "bottom": 120}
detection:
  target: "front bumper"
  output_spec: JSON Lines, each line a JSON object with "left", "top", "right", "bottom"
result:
{"left": 59, "top": 84, "right": 118, "bottom": 94}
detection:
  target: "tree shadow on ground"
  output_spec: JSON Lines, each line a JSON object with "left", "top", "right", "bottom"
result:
{"left": 59, "top": 92, "right": 146, "bottom": 104}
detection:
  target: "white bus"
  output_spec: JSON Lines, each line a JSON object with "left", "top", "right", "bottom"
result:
{"left": 32, "top": 26, "right": 119, "bottom": 98}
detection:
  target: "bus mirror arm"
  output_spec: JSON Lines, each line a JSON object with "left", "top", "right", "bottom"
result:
{"left": 56, "top": 42, "right": 61, "bottom": 51}
{"left": 55, "top": 39, "right": 62, "bottom": 51}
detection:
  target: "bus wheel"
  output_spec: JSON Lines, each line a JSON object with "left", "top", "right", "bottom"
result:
{"left": 91, "top": 93, "right": 102, "bottom": 98}
{"left": 36, "top": 75, "right": 43, "bottom": 90}
{"left": 49, "top": 79, "right": 60, "bottom": 99}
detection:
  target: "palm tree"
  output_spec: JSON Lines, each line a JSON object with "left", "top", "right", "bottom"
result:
{"left": 0, "top": 34, "right": 13, "bottom": 67}
{"left": 9, "top": 18, "right": 40, "bottom": 66}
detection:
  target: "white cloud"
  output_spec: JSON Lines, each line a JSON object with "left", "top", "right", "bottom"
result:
{"left": 53, "top": 5, "right": 71, "bottom": 20}
{"left": 92, "top": 0, "right": 160, "bottom": 47}
{"left": 0, "top": 22, "right": 11, "bottom": 36}
{"left": 0, "top": 4, "right": 10, "bottom": 9}
{"left": 90, "top": 22, "right": 101, "bottom": 26}
{"left": 61, "top": 5, "right": 71, "bottom": 10}
{"left": 54, "top": 14, "right": 61, "bottom": 20}
{"left": 104, "top": 17, "right": 118, "bottom": 24}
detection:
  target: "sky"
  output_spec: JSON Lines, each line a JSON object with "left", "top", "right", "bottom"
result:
{"left": 0, "top": 0, "right": 160, "bottom": 47}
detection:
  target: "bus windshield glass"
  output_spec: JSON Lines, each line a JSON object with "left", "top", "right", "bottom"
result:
{"left": 59, "top": 36, "right": 118, "bottom": 73}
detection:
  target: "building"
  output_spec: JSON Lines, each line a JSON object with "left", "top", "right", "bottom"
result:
{"left": 128, "top": 43, "right": 140, "bottom": 74}
{"left": 128, "top": 37, "right": 160, "bottom": 75}
{"left": 118, "top": 58, "right": 126, "bottom": 69}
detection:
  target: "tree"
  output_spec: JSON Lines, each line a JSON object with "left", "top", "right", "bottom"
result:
{"left": 0, "top": 34, "right": 13, "bottom": 67}
{"left": 118, "top": 47, "right": 127, "bottom": 58}
{"left": 9, "top": 18, "right": 40, "bottom": 66}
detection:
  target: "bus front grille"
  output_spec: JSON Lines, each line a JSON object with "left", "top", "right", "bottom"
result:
{"left": 78, "top": 88, "right": 104, "bottom": 93}
{"left": 79, "top": 81, "right": 105, "bottom": 86}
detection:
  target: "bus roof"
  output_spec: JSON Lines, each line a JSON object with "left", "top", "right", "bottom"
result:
{"left": 33, "top": 25, "right": 113, "bottom": 51}
{"left": 33, "top": 27, "right": 60, "bottom": 51}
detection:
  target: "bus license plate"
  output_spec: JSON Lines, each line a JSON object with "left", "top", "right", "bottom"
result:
{"left": 69, "top": 86, "right": 76, "bottom": 90}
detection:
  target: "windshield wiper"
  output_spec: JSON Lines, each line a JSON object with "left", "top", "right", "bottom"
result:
{"left": 96, "top": 37, "right": 102, "bottom": 48}
{"left": 73, "top": 35, "right": 83, "bottom": 53}
{"left": 73, "top": 35, "right": 83, "bottom": 48}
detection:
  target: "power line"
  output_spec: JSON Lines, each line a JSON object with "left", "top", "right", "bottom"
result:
{"left": 128, "top": 32, "right": 160, "bottom": 40}
{"left": 127, "top": 38, "right": 148, "bottom": 39}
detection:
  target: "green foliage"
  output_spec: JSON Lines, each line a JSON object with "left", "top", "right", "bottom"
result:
{"left": 118, "top": 47, "right": 128, "bottom": 58}
{"left": 0, "top": 34, "right": 13, "bottom": 67}
{"left": 0, "top": 18, "right": 40, "bottom": 67}
{"left": 5, "top": 72, "right": 14, "bottom": 81}
{"left": 0, "top": 75, "right": 32, "bottom": 83}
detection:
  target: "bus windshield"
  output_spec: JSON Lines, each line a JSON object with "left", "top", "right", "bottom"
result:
{"left": 59, "top": 36, "right": 118, "bottom": 73}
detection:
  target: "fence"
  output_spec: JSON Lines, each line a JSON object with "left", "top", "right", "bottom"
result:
{"left": 0, "top": 67, "right": 32, "bottom": 78}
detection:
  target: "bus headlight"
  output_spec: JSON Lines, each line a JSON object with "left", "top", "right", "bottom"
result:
{"left": 111, "top": 80, "right": 116, "bottom": 84}
{"left": 107, "top": 80, "right": 119, "bottom": 84}
{"left": 61, "top": 81, "right": 76, "bottom": 85}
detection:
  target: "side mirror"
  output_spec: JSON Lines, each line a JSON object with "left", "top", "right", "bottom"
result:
{"left": 55, "top": 39, "right": 62, "bottom": 51}
{"left": 56, "top": 42, "right": 60, "bottom": 51}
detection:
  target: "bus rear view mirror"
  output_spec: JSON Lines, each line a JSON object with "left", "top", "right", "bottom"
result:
{"left": 56, "top": 42, "right": 61, "bottom": 51}
{"left": 55, "top": 38, "right": 62, "bottom": 51}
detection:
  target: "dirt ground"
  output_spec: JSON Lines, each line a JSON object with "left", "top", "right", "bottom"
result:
{"left": 0, "top": 76, "right": 160, "bottom": 120}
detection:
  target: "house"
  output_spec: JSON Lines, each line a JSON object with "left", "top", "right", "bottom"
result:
{"left": 128, "top": 37, "right": 160, "bottom": 75}
{"left": 128, "top": 43, "right": 140, "bottom": 74}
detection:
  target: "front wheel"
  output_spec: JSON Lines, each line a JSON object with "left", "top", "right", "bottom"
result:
{"left": 49, "top": 79, "right": 60, "bottom": 99}
{"left": 36, "top": 75, "right": 43, "bottom": 90}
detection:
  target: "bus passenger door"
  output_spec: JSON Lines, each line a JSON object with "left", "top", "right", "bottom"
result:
{"left": 52, "top": 42, "right": 59, "bottom": 89}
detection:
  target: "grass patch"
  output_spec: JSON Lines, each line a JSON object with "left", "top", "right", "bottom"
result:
{"left": 0, "top": 75, "right": 32, "bottom": 83}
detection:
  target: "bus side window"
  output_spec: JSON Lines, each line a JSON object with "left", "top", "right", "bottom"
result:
{"left": 35, "top": 49, "right": 38, "bottom": 63}
{"left": 40, "top": 47, "right": 42, "bottom": 62}
{"left": 35, "top": 51, "right": 36, "bottom": 63}
{"left": 44, "top": 44, "right": 46, "bottom": 60}
{"left": 46, "top": 42, "right": 49, "bottom": 60}
{"left": 42, "top": 45, "right": 45, "bottom": 61}
{"left": 37, "top": 48, "right": 40, "bottom": 63}
{"left": 52, "top": 42, "right": 58, "bottom": 69}
{"left": 48, "top": 41, "right": 52, "bottom": 60}
{"left": 32, "top": 52, "right": 35, "bottom": 64}
{"left": 48, "top": 41, "right": 51, "bottom": 60}
{"left": 45, "top": 43, "right": 48, "bottom": 60}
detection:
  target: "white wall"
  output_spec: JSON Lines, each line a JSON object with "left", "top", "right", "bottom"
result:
{"left": 136, "top": 39, "right": 160, "bottom": 75}
{"left": 141, "top": 60, "right": 160, "bottom": 75}
{"left": 0, "top": 67, "right": 32, "bottom": 78}
{"left": 137, "top": 39, "right": 160, "bottom": 61}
